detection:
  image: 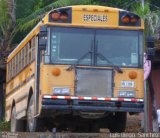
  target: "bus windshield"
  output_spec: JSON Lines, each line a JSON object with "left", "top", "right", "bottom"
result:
{"left": 45, "top": 27, "right": 143, "bottom": 67}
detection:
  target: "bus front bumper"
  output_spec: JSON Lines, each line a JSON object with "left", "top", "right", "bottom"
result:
{"left": 42, "top": 96, "right": 144, "bottom": 113}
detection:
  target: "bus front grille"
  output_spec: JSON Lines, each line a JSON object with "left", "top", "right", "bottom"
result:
{"left": 75, "top": 68, "right": 113, "bottom": 98}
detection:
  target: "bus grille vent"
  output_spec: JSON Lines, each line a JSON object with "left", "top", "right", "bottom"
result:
{"left": 76, "top": 68, "right": 113, "bottom": 98}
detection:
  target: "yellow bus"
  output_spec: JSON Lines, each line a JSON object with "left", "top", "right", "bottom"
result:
{"left": 6, "top": 5, "right": 144, "bottom": 132}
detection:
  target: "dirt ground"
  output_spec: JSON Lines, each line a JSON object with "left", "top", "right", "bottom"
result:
{"left": 125, "top": 113, "right": 143, "bottom": 132}
{"left": 99, "top": 113, "right": 143, "bottom": 133}
{"left": 0, "top": 113, "right": 144, "bottom": 138}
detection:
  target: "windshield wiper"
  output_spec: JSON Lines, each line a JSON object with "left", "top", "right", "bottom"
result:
{"left": 66, "top": 51, "right": 123, "bottom": 73}
{"left": 96, "top": 52, "right": 123, "bottom": 73}
{"left": 66, "top": 51, "right": 92, "bottom": 71}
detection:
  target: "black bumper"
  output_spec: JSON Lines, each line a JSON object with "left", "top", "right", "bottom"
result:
{"left": 42, "top": 98, "right": 144, "bottom": 113}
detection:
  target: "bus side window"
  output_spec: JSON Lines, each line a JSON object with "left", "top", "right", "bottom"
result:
{"left": 26, "top": 44, "right": 29, "bottom": 65}
{"left": 12, "top": 59, "right": 14, "bottom": 78}
{"left": 19, "top": 50, "right": 22, "bottom": 71}
{"left": 7, "top": 63, "right": 9, "bottom": 81}
{"left": 22, "top": 48, "right": 25, "bottom": 69}
{"left": 17, "top": 53, "right": 19, "bottom": 73}
{"left": 28, "top": 41, "right": 32, "bottom": 63}
{"left": 13, "top": 58, "right": 15, "bottom": 77}
{"left": 17, "top": 55, "right": 19, "bottom": 74}
{"left": 13, "top": 58, "right": 15, "bottom": 78}
{"left": 31, "top": 37, "right": 35, "bottom": 61}
{"left": 24, "top": 46, "right": 26, "bottom": 67}
{"left": 15, "top": 55, "right": 17, "bottom": 75}
{"left": 11, "top": 59, "right": 13, "bottom": 79}
{"left": 8, "top": 62, "right": 10, "bottom": 81}
{"left": 9, "top": 61, "right": 11, "bottom": 80}
{"left": 10, "top": 62, "right": 11, "bottom": 80}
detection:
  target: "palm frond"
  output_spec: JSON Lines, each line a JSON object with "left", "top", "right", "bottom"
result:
{"left": 132, "top": 2, "right": 150, "bottom": 19}
{"left": 7, "top": 0, "right": 16, "bottom": 23}
{"left": 11, "top": 0, "right": 92, "bottom": 43}
{"left": 131, "top": 2, "right": 160, "bottom": 38}
{"left": 17, "top": 0, "right": 91, "bottom": 25}
{"left": 0, "top": 0, "right": 13, "bottom": 43}
{"left": 18, "top": 18, "right": 40, "bottom": 32}
{"left": 0, "top": 0, "right": 10, "bottom": 27}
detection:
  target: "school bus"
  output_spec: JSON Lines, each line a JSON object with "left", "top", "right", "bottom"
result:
{"left": 6, "top": 5, "right": 144, "bottom": 132}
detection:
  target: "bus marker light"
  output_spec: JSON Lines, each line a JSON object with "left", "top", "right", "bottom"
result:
{"left": 130, "top": 17, "right": 137, "bottom": 23}
{"left": 51, "top": 11, "right": 60, "bottom": 21}
{"left": 128, "top": 71, "right": 137, "bottom": 79}
{"left": 121, "top": 15, "right": 130, "bottom": 23}
{"left": 52, "top": 68, "right": 61, "bottom": 76}
{"left": 130, "top": 16, "right": 139, "bottom": 23}
{"left": 60, "top": 12, "right": 68, "bottom": 21}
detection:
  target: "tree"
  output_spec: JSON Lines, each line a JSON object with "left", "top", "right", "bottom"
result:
{"left": 0, "top": 0, "right": 16, "bottom": 121}
{"left": 131, "top": 2, "right": 160, "bottom": 39}
{"left": 0, "top": 0, "right": 15, "bottom": 64}
{"left": 11, "top": 0, "right": 92, "bottom": 44}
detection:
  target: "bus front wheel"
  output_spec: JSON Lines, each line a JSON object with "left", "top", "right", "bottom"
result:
{"left": 26, "top": 95, "right": 42, "bottom": 132}
{"left": 108, "top": 112, "right": 127, "bottom": 133}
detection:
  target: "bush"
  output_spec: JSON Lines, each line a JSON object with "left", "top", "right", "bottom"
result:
{"left": 0, "top": 121, "right": 10, "bottom": 132}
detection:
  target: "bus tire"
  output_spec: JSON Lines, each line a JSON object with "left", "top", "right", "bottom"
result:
{"left": 26, "top": 95, "right": 42, "bottom": 132}
{"left": 108, "top": 112, "right": 127, "bottom": 133}
{"left": 11, "top": 106, "right": 24, "bottom": 132}
{"left": 91, "top": 123, "right": 100, "bottom": 133}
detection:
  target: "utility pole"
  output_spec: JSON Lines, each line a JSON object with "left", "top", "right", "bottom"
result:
{"left": 142, "top": 0, "right": 148, "bottom": 132}
{"left": 144, "top": 81, "right": 148, "bottom": 132}
{"left": 141, "top": 0, "right": 144, "bottom": 9}
{"left": 144, "top": 57, "right": 149, "bottom": 132}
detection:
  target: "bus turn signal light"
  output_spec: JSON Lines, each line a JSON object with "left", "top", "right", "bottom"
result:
{"left": 128, "top": 71, "right": 137, "bottom": 79}
{"left": 52, "top": 68, "right": 61, "bottom": 76}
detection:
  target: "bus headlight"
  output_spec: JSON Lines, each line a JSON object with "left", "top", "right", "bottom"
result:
{"left": 53, "top": 87, "right": 70, "bottom": 95}
{"left": 118, "top": 90, "right": 135, "bottom": 98}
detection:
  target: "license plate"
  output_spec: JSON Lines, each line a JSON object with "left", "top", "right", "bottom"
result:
{"left": 121, "top": 81, "right": 135, "bottom": 88}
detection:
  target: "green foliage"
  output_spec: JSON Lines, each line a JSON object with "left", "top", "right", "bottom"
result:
{"left": 131, "top": 2, "right": 160, "bottom": 38}
{"left": 132, "top": 2, "right": 150, "bottom": 19}
{"left": 91, "top": 0, "right": 135, "bottom": 9}
{"left": 0, "top": 0, "right": 12, "bottom": 39}
{"left": 0, "top": 121, "right": 10, "bottom": 132}
{"left": 15, "top": 18, "right": 40, "bottom": 33}
{"left": 12, "top": 0, "right": 93, "bottom": 44}
{"left": 3, "top": 0, "right": 160, "bottom": 46}
{"left": 16, "top": 0, "right": 39, "bottom": 19}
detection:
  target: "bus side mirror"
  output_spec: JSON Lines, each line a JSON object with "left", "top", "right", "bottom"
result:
{"left": 38, "top": 26, "right": 47, "bottom": 50}
{"left": 146, "top": 37, "right": 155, "bottom": 60}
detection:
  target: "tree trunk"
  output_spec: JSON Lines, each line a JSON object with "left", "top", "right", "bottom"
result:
{"left": 0, "top": 69, "right": 6, "bottom": 121}
{"left": 8, "top": 0, "right": 16, "bottom": 24}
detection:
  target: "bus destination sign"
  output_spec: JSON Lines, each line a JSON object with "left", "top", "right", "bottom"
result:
{"left": 83, "top": 14, "right": 108, "bottom": 22}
